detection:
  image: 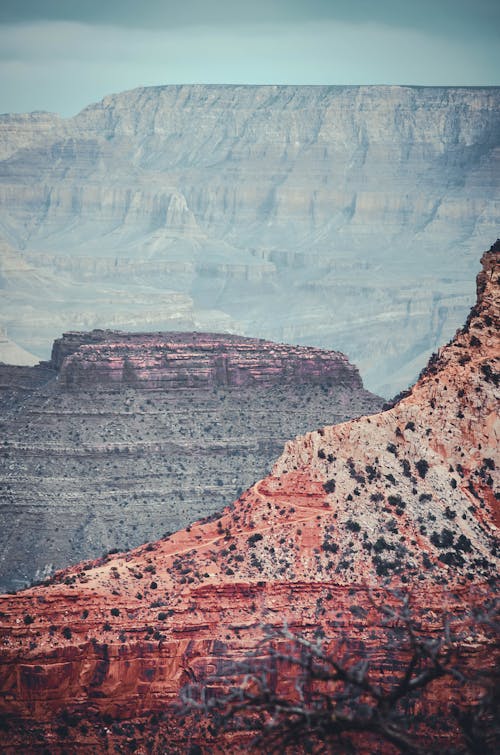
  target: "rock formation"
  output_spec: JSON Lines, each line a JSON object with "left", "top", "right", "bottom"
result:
{"left": 0, "top": 245, "right": 497, "bottom": 752}
{"left": 53, "top": 330, "right": 361, "bottom": 389}
{"left": 0, "top": 332, "right": 381, "bottom": 592}
{"left": 1, "top": 85, "right": 499, "bottom": 394}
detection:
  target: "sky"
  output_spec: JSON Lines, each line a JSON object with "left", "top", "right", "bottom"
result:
{"left": 0, "top": 0, "right": 498, "bottom": 116}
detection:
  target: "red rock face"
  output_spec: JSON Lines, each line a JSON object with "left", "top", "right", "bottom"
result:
{"left": 0, "top": 245, "right": 498, "bottom": 753}
{"left": 50, "top": 330, "right": 362, "bottom": 390}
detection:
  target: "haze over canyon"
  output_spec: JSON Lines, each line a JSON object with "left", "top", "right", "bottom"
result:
{"left": 1, "top": 84, "right": 499, "bottom": 395}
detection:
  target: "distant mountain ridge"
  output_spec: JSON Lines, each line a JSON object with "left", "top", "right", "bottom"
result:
{"left": 0, "top": 84, "right": 499, "bottom": 394}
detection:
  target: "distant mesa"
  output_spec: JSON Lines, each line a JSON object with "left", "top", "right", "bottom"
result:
{"left": 49, "top": 329, "right": 364, "bottom": 390}
{"left": 0, "top": 330, "right": 382, "bottom": 592}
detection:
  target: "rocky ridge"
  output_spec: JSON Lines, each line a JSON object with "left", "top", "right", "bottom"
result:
{"left": 1, "top": 85, "right": 499, "bottom": 394}
{"left": 0, "top": 245, "right": 497, "bottom": 751}
{"left": 0, "top": 332, "right": 381, "bottom": 592}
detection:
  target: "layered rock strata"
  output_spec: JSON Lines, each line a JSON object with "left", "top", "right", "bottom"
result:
{"left": 53, "top": 330, "right": 361, "bottom": 389}
{"left": 0, "top": 245, "right": 497, "bottom": 752}
{"left": 1, "top": 85, "right": 499, "bottom": 394}
{"left": 0, "top": 333, "right": 381, "bottom": 591}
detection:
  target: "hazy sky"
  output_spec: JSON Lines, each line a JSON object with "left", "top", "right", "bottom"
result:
{"left": 1, "top": 0, "right": 498, "bottom": 116}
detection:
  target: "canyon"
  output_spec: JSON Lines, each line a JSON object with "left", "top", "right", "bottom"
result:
{"left": 0, "top": 243, "right": 497, "bottom": 753}
{"left": 0, "top": 332, "right": 382, "bottom": 592}
{"left": 1, "top": 85, "right": 499, "bottom": 395}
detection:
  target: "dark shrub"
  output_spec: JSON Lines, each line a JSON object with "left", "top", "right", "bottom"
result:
{"left": 439, "top": 552, "right": 464, "bottom": 567}
{"left": 388, "top": 495, "right": 404, "bottom": 508}
{"left": 322, "top": 538, "right": 339, "bottom": 554}
{"left": 401, "top": 459, "right": 412, "bottom": 478}
{"left": 373, "top": 537, "right": 391, "bottom": 554}
{"left": 456, "top": 535, "right": 472, "bottom": 552}
{"left": 345, "top": 520, "right": 361, "bottom": 533}
{"left": 430, "top": 529, "right": 454, "bottom": 548}
{"left": 247, "top": 533, "right": 263, "bottom": 546}
{"left": 415, "top": 459, "right": 429, "bottom": 478}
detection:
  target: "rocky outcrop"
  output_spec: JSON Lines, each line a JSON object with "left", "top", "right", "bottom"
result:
{"left": 0, "top": 333, "right": 381, "bottom": 592}
{"left": 1, "top": 85, "right": 499, "bottom": 394}
{"left": 0, "top": 245, "right": 497, "bottom": 752}
{"left": 53, "top": 330, "right": 362, "bottom": 389}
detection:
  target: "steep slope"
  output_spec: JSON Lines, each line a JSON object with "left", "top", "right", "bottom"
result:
{"left": 1, "top": 85, "right": 499, "bottom": 394}
{"left": 0, "top": 332, "right": 381, "bottom": 592}
{"left": 0, "top": 245, "right": 497, "bottom": 752}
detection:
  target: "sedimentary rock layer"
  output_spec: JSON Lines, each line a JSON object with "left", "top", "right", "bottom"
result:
{"left": 53, "top": 330, "right": 361, "bottom": 389}
{"left": 0, "top": 333, "right": 381, "bottom": 591}
{"left": 0, "top": 245, "right": 497, "bottom": 752}
{"left": 1, "top": 85, "right": 499, "bottom": 394}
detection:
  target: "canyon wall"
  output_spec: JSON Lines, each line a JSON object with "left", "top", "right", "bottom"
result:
{"left": 0, "top": 332, "right": 381, "bottom": 592}
{"left": 54, "top": 330, "right": 361, "bottom": 389}
{"left": 0, "top": 244, "right": 497, "bottom": 752}
{"left": 0, "top": 85, "right": 499, "bottom": 394}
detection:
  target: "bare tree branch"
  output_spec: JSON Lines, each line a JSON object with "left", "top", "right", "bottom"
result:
{"left": 179, "top": 595, "right": 499, "bottom": 754}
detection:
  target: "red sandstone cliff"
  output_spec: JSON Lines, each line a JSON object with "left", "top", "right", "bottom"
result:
{"left": 50, "top": 330, "right": 362, "bottom": 390}
{"left": 0, "top": 245, "right": 498, "bottom": 753}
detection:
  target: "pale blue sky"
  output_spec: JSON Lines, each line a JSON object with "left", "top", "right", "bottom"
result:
{"left": 0, "top": 0, "right": 498, "bottom": 115}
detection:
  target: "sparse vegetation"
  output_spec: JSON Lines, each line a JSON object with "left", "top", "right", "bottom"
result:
{"left": 345, "top": 519, "right": 361, "bottom": 533}
{"left": 415, "top": 459, "right": 429, "bottom": 478}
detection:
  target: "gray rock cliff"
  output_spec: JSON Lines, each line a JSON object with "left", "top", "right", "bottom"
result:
{"left": 0, "top": 331, "right": 382, "bottom": 592}
{"left": 0, "top": 85, "right": 498, "bottom": 395}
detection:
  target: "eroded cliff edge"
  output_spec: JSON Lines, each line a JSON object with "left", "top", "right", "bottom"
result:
{"left": 0, "top": 244, "right": 498, "bottom": 752}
